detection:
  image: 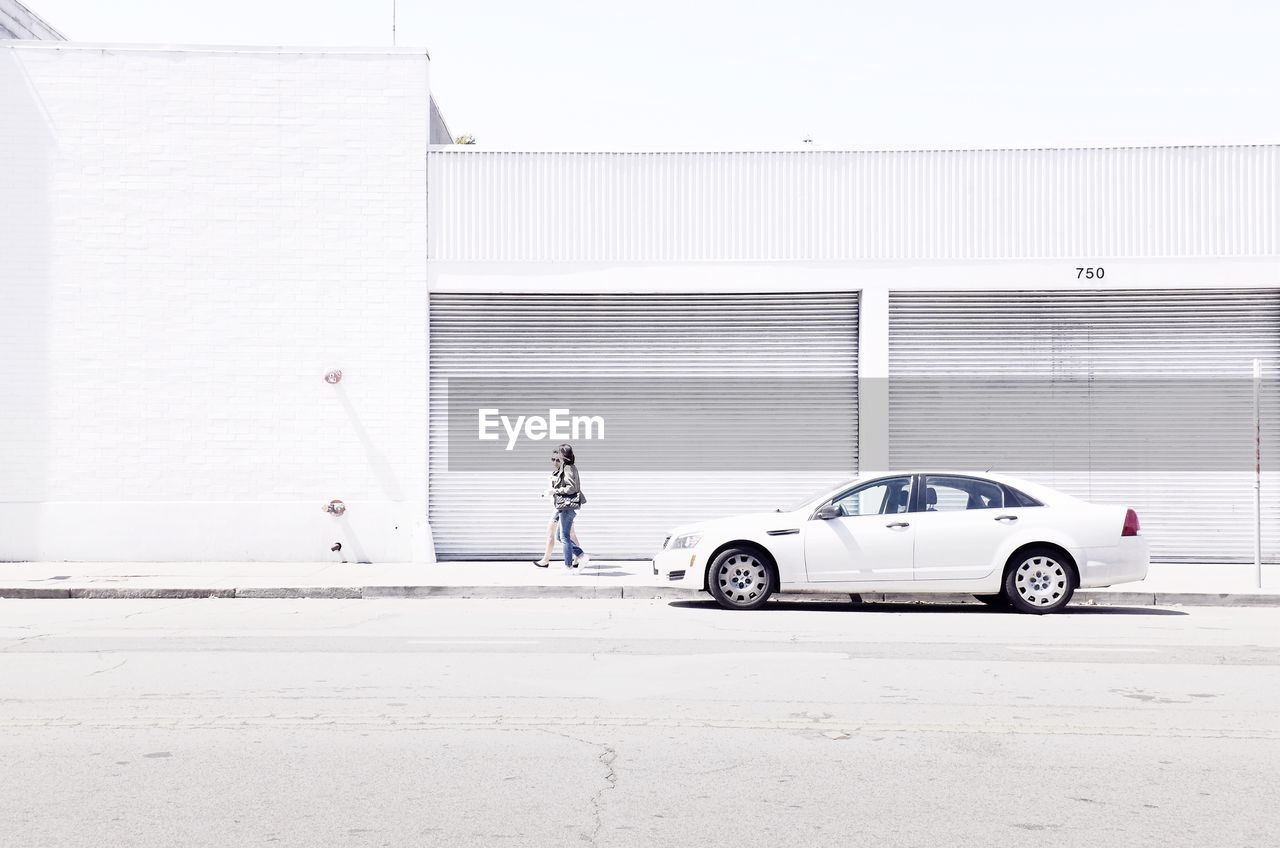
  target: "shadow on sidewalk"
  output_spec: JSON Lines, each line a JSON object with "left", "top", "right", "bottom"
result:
{"left": 667, "top": 600, "right": 1189, "bottom": 616}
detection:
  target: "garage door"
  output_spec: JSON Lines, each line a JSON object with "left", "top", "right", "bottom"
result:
{"left": 429, "top": 293, "right": 859, "bottom": 559}
{"left": 888, "top": 289, "right": 1280, "bottom": 562}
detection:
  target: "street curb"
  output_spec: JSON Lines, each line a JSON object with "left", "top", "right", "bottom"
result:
{"left": 67, "top": 588, "right": 238, "bottom": 600}
{"left": 620, "top": 586, "right": 685, "bottom": 600}
{"left": 235, "top": 587, "right": 362, "bottom": 600}
{"left": 1073, "top": 591, "right": 1157, "bottom": 606}
{"left": 0, "top": 588, "right": 73, "bottom": 599}
{"left": 1149, "top": 592, "right": 1280, "bottom": 607}
{"left": 0, "top": 586, "right": 1278, "bottom": 606}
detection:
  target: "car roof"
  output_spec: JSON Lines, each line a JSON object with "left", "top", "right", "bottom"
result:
{"left": 834, "top": 471, "right": 1071, "bottom": 505}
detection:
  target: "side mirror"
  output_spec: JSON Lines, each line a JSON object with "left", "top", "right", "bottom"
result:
{"left": 813, "top": 503, "right": 841, "bottom": 521}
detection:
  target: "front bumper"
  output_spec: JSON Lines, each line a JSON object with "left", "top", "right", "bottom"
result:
{"left": 652, "top": 548, "right": 705, "bottom": 589}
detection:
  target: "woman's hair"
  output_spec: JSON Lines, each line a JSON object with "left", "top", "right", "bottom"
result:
{"left": 554, "top": 443, "right": 575, "bottom": 464}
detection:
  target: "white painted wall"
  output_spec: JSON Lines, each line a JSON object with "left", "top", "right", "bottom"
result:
{"left": 0, "top": 44, "right": 431, "bottom": 562}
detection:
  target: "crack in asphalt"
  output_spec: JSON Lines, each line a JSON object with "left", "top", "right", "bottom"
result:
{"left": 688, "top": 760, "right": 745, "bottom": 776}
{"left": 87, "top": 658, "right": 128, "bottom": 677}
{"left": 587, "top": 743, "right": 619, "bottom": 847}
{"left": 531, "top": 728, "right": 620, "bottom": 846}
{"left": 0, "top": 633, "right": 53, "bottom": 653}
{"left": 9, "top": 601, "right": 195, "bottom": 632}
{"left": 301, "top": 605, "right": 396, "bottom": 631}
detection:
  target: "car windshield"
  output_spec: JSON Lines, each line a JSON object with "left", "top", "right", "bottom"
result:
{"left": 777, "top": 480, "right": 855, "bottom": 513}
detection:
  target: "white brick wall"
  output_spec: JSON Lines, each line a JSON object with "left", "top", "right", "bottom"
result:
{"left": 0, "top": 44, "right": 431, "bottom": 561}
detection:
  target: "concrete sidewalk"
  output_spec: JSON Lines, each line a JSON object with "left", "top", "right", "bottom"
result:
{"left": 1, "top": 560, "right": 1278, "bottom": 606}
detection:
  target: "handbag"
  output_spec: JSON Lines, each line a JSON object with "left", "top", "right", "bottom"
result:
{"left": 557, "top": 491, "right": 586, "bottom": 510}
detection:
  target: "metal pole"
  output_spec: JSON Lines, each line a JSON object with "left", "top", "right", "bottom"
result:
{"left": 392, "top": 1, "right": 397, "bottom": 46}
{"left": 1256, "top": 358, "right": 1263, "bottom": 589}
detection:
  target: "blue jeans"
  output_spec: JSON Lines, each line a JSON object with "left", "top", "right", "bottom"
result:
{"left": 557, "top": 509, "right": 584, "bottom": 567}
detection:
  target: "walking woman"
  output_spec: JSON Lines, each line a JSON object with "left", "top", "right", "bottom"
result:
{"left": 533, "top": 443, "right": 589, "bottom": 570}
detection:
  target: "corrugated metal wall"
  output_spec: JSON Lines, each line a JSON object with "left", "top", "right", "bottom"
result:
{"left": 428, "top": 293, "right": 859, "bottom": 559}
{"left": 887, "top": 289, "right": 1280, "bottom": 562}
{"left": 428, "top": 147, "right": 1280, "bottom": 263}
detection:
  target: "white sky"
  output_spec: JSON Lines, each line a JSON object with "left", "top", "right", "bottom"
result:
{"left": 27, "top": 0, "right": 1280, "bottom": 151}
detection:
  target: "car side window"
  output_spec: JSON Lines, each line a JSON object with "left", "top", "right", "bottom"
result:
{"left": 831, "top": 477, "right": 912, "bottom": 517}
{"left": 1004, "top": 485, "right": 1044, "bottom": 508}
{"left": 922, "top": 476, "right": 1004, "bottom": 512}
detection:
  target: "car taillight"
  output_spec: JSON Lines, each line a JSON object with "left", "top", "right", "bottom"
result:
{"left": 1122, "top": 509, "right": 1141, "bottom": 537}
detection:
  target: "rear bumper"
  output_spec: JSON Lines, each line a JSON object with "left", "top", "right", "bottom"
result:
{"left": 652, "top": 548, "right": 704, "bottom": 589}
{"left": 1080, "top": 536, "right": 1150, "bottom": 588}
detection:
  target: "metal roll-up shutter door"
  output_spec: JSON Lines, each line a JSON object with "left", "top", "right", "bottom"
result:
{"left": 889, "top": 289, "right": 1280, "bottom": 563}
{"left": 429, "top": 293, "right": 859, "bottom": 559}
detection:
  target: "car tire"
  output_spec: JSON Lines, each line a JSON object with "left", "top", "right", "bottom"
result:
{"left": 1003, "top": 547, "right": 1076, "bottom": 615}
{"left": 707, "top": 547, "right": 775, "bottom": 611}
{"left": 972, "top": 593, "right": 1009, "bottom": 608}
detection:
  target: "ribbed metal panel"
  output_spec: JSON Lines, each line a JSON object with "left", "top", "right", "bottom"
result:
{"left": 429, "top": 293, "right": 859, "bottom": 559}
{"left": 428, "top": 146, "right": 1280, "bottom": 262}
{"left": 888, "top": 289, "right": 1280, "bottom": 562}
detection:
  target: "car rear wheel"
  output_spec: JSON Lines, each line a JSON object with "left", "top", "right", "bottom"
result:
{"left": 708, "top": 548, "right": 775, "bottom": 610}
{"left": 1004, "top": 547, "right": 1076, "bottom": 614}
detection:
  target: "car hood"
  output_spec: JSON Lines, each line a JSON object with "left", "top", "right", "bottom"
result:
{"left": 666, "top": 509, "right": 808, "bottom": 540}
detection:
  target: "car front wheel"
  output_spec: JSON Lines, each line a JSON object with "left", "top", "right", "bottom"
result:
{"left": 708, "top": 548, "right": 775, "bottom": 610}
{"left": 1003, "top": 547, "right": 1076, "bottom": 614}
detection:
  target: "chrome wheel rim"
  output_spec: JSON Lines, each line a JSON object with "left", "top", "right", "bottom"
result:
{"left": 716, "top": 553, "right": 768, "bottom": 606}
{"left": 1014, "top": 555, "right": 1068, "bottom": 607}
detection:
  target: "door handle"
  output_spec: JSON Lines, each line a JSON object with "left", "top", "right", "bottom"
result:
{"left": 994, "top": 515, "right": 1018, "bottom": 522}
{"left": 885, "top": 521, "right": 910, "bottom": 528}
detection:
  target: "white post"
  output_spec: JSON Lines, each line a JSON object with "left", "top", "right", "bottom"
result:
{"left": 1255, "top": 358, "right": 1263, "bottom": 589}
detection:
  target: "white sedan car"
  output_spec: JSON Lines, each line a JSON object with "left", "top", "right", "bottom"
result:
{"left": 652, "top": 472, "right": 1148, "bottom": 614}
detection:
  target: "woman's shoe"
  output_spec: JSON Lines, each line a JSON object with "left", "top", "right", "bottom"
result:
{"left": 533, "top": 558, "right": 551, "bottom": 568}
{"left": 575, "top": 553, "right": 591, "bottom": 568}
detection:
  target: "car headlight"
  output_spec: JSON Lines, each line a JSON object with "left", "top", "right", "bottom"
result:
{"left": 669, "top": 533, "right": 701, "bottom": 550}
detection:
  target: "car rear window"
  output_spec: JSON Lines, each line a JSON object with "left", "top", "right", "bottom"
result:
{"left": 1003, "top": 485, "right": 1044, "bottom": 508}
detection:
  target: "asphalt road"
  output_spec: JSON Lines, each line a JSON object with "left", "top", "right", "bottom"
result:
{"left": 1, "top": 598, "right": 1278, "bottom": 848}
